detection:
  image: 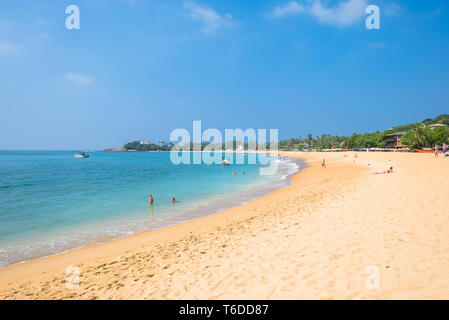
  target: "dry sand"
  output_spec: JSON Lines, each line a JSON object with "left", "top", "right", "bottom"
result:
{"left": 1, "top": 151, "right": 449, "bottom": 299}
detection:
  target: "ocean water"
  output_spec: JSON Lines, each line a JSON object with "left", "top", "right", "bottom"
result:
{"left": 0, "top": 151, "right": 304, "bottom": 267}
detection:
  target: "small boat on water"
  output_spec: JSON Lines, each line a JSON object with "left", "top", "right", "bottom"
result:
{"left": 222, "top": 159, "right": 230, "bottom": 166}
{"left": 74, "top": 152, "right": 90, "bottom": 158}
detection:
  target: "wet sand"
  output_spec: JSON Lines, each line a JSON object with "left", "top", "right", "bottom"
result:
{"left": 1, "top": 151, "right": 449, "bottom": 299}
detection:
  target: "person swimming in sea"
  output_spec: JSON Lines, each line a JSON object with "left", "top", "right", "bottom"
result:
{"left": 172, "top": 197, "right": 176, "bottom": 203}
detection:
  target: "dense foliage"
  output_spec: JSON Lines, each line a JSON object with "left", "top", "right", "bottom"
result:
{"left": 123, "top": 115, "right": 449, "bottom": 151}
{"left": 277, "top": 114, "right": 449, "bottom": 151}
{"left": 401, "top": 127, "right": 449, "bottom": 149}
{"left": 386, "top": 114, "right": 449, "bottom": 133}
{"left": 123, "top": 141, "right": 174, "bottom": 151}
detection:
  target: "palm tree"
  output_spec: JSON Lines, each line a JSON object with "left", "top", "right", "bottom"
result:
{"left": 401, "top": 127, "right": 432, "bottom": 148}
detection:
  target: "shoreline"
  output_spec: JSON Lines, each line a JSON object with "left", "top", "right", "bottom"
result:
{"left": 0, "top": 154, "right": 309, "bottom": 285}
{"left": 0, "top": 155, "right": 303, "bottom": 270}
{"left": 2, "top": 151, "right": 449, "bottom": 299}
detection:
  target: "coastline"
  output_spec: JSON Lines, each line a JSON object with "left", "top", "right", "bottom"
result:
{"left": 0, "top": 154, "right": 307, "bottom": 286}
{"left": 0, "top": 154, "right": 302, "bottom": 269}
{"left": 0, "top": 152, "right": 351, "bottom": 298}
{"left": 1, "top": 151, "right": 449, "bottom": 299}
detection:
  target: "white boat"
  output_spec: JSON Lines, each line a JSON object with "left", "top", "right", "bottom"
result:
{"left": 222, "top": 159, "right": 230, "bottom": 166}
{"left": 74, "top": 152, "right": 89, "bottom": 158}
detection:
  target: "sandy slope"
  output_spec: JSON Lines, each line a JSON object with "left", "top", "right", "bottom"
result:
{"left": 1, "top": 152, "right": 449, "bottom": 299}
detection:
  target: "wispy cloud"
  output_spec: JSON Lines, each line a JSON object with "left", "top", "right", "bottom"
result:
{"left": 267, "top": 1, "right": 305, "bottom": 18}
{"left": 34, "top": 18, "right": 49, "bottom": 25}
{"left": 268, "top": 0, "right": 367, "bottom": 26}
{"left": 65, "top": 73, "right": 93, "bottom": 85}
{"left": 37, "top": 32, "right": 51, "bottom": 40}
{"left": 385, "top": 2, "right": 400, "bottom": 16}
{"left": 366, "top": 41, "right": 386, "bottom": 49}
{"left": 0, "top": 41, "right": 23, "bottom": 56}
{"left": 183, "top": 1, "right": 234, "bottom": 34}
{"left": 310, "top": 0, "right": 366, "bottom": 25}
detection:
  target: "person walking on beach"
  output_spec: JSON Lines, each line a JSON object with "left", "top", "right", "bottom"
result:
{"left": 443, "top": 143, "right": 447, "bottom": 153}
{"left": 322, "top": 159, "right": 326, "bottom": 169}
{"left": 435, "top": 145, "right": 439, "bottom": 158}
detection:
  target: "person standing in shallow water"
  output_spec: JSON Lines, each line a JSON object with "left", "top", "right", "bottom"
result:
{"left": 149, "top": 193, "right": 154, "bottom": 204}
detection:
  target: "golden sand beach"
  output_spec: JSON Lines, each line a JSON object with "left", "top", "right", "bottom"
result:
{"left": 1, "top": 151, "right": 449, "bottom": 299}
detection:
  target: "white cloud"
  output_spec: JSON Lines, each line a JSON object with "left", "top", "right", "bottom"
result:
{"left": 268, "top": 0, "right": 367, "bottom": 26}
{"left": 65, "top": 73, "right": 93, "bottom": 85}
{"left": 183, "top": 1, "right": 234, "bottom": 34}
{"left": 0, "top": 42, "right": 23, "bottom": 56}
{"left": 310, "top": 0, "right": 367, "bottom": 25}
{"left": 267, "top": 1, "right": 305, "bottom": 18}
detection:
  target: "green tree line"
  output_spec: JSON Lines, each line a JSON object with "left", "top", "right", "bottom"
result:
{"left": 123, "top": 115, "right": 449, "bottom": 151}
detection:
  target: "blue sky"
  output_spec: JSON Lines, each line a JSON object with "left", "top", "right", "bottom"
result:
{"left": 0, "top": 0, "right": 448, "bottom": 149}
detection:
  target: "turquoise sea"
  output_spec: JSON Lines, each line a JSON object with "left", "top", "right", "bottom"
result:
{"left": 0, "top": 151, "right": 304, "bottom": 267}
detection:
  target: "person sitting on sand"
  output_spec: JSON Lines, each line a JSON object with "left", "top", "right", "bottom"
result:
{"left": 149, "top": 193, "right": 154, "bottom": 204}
